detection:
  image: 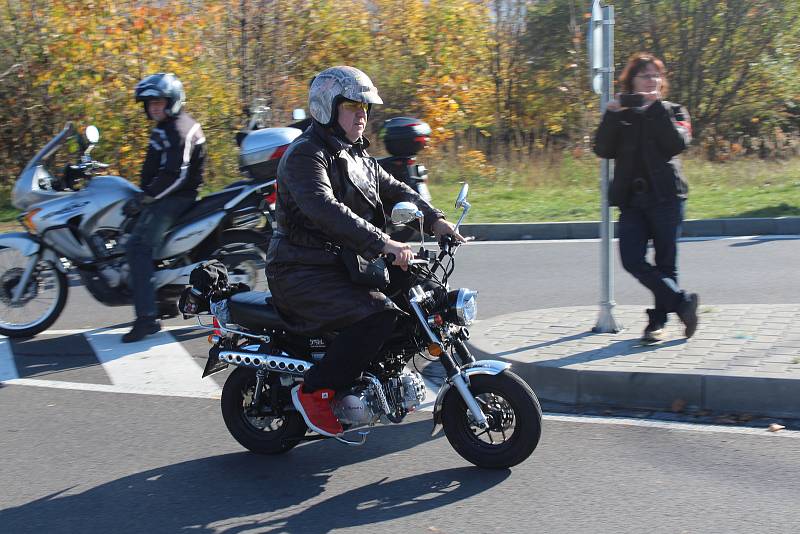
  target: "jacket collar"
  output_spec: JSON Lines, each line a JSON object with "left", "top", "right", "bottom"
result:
{"left": 311, "top": 120, "right": 371, "bottom": 156}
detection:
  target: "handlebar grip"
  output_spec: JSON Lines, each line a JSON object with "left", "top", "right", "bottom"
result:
{"left": 384, "top": 253, "right": 396, "bottom": 265}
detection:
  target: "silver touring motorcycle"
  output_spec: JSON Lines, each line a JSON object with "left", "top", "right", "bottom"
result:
{"left": 0, "top": 123, "right": 269, "bottom": 338}
{"left": 189, "top": 184, "right": 543, "bottom": 469}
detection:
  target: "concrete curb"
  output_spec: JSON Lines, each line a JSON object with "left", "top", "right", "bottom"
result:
{"left": 478, "top": 361, "right": 800, "bottom": 420}
{"left": 461, "top": 216, "right": 800, "bottom": 241}
{"left": 464, "top": 305, "right": 800, "bottom": 420}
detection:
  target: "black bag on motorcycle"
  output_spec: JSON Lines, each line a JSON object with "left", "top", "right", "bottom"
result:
{"left": 179, "top": 260, "right": 249, "bottom": 316}
{"left": 340, "top": 250, "right": 390, "bottom": 290}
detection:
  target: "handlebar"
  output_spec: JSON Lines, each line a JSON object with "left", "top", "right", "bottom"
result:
{"left": 383, "top": 250, "right": 433, "bottom": 268}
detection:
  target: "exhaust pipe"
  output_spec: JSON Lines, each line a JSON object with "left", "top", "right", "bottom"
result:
{"left": 218, "top": 350, "right": 312, "bottom": 375}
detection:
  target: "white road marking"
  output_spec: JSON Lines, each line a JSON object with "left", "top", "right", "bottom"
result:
{"left": 0, "top": 338, "right": 19, "bottom": 381}
{"left": 82, "top": 327, "right": 221, "bottom": 398}
{"left": 543, "top": 413, "right": 800, "bottom": 438}
{"left": 35, "top": 325, "right": 204, "bottom": 336}
{"left": 3, "top": 377, "right": 219, "bottom": 399}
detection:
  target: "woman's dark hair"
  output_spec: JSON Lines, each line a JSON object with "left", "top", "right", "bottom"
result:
{"left": 619, "top": 52, "right": 669, "bottom": 97}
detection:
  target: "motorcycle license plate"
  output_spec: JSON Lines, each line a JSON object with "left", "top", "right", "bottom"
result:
{"left": 202, "top": 348, "right": 229, "bottom": 378}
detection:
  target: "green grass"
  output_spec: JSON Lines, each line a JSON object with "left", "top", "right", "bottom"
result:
{"left": 427, "top": 154, "right": 800, "bottom": 223}
{"left": 2, "top": 154, "right": 799, "bottom": 229}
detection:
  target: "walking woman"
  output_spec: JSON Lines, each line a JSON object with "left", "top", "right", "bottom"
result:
{"left": 594, "top": 52, "right": 699, "bottom": 344}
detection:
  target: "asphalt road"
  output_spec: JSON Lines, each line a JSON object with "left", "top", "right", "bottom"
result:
{"left": 2, "top": 236, "right": 799, "bottom": 533}
{"left": 28, "top": 235, "right": 800, "bottom": 331}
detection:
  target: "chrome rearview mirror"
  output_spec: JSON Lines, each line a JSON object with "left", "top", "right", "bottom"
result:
{"left": 455, "top": 183, "right": 469, "bottom": 209}
{"left": 85, "top": 125, "right": 99, "bottom": 144}
{"left": 453, "top": 182, "right": 471, "bottom": 232}
{"left": 391, "top": 202, "right": 422, "bottom": 225}
{"left": 391, "top": 201, "right": 426, "bottom": 249}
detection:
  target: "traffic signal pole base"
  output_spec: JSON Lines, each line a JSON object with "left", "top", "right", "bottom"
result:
{"left": 593, "top": 303, "right": 624, "bottom": 334}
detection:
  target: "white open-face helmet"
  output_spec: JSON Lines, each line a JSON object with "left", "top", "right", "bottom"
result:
{"left": 308, "top": 66, "right": 383, "bottom": 126}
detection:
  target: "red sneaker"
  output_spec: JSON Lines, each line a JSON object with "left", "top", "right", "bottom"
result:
{"left": 291, "top": 384, "right": 343, "bottom": 437}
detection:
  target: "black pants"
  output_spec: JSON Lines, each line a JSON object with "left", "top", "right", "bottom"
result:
{"left": 618, "top": 199, "right": 686, "bottom": 323}
{"left": 303, "top": 310, "right": 397, "bottom": 391}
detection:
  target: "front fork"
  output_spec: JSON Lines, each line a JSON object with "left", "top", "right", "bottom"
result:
{"left": 438, "top": 340, "right": 488, "bottom": 430}
{"left": 409, "top": 288, "right": 489, "bottom": 428}
{"left": 11, "top": 253, "right": 41, "bottom": 303}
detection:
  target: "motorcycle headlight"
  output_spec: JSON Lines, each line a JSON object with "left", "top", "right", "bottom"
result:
{"left": 446, "top": 288, "right": 478, "bottom": 326}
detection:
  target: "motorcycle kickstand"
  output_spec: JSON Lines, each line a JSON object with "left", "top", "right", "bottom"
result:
{"left": 334, "top": 430, "right": 370, "bottom": 447}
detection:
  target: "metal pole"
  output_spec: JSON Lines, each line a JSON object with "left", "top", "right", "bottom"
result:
{"left": 593, "top": 4, "right": 623, "bottom": 334}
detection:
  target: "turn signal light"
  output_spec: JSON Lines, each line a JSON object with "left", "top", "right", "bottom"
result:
{"left": 22, "top": 208, "right": 41, "bottom": 233}
{"left": 427, "top": 343, "right": 443, "bottom": 357}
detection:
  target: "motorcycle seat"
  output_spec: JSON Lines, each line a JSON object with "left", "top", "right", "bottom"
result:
{"left": 228, "top": 291, "right": 286, "bottom": 330}
{"left": 173, "top": 188, "right": 245, "bottom": 227}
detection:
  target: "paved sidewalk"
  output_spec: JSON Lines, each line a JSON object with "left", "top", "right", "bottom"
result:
{"left": 466, "top": 304, "right": 800, "bottom": 419}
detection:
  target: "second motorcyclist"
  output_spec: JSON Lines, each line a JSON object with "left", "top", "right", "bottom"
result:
{"left": 122, "top": 73, "right": 207, "bottom": 343}
{"left": 265, "top": 66, "right": 464, "bottom": 436}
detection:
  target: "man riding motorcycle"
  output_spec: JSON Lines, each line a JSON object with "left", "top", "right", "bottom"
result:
{"left": 123, "top": 73, "right": 206, "bottom": 342}
{"left": 265, "top": 65, "right": 464, "bottom": 436}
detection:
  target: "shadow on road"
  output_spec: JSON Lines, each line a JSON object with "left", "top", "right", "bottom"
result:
{"left": 728, "top": 236, "right": 800, "bottom": 247}
{"left": 469, "top": 332, "right": 686, "bottom": 368}
{"left": 0, "top": 418, "right": 509, "bottom": 533}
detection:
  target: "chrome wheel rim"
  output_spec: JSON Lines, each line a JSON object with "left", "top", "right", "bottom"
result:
{"left": 466, "top": 393, "right": 517, "bottom": 446}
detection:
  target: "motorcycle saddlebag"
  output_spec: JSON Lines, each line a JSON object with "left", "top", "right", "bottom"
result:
{"left": 238, "top": 127, "right": 302, "bottom": 181}
{"left": 381, "top": 117, "right": 432, "bottom": 157}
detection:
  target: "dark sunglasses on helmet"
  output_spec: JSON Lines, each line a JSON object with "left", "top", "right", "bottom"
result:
{"left": 340, "top": 100, "right": 369, "bottom": 113}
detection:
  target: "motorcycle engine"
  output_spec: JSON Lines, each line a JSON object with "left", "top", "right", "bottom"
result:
{"left": 332, "top": 385, "right": 382, "bottom": 427}
{"left": 390, "top": 370, "right": 427, "bottom": 412}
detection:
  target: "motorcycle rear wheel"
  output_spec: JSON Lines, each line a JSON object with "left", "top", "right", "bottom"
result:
{"left": 221, "top": 367, "right": 308, "bottom": 455}
{"left": 441, "top": 371, "right": 542, "bottom": 469}
{"left": 0, "top": 252, "right": 67, "bottom": 338}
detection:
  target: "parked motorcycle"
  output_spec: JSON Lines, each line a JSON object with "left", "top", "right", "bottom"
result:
{"left": 224, "top": 106, "right": 307, "bottom": 233}
{"left": 228, "top": 110, "right": 433, "bottom": 243}
{"left": 377, "top": 117, "right": 433, "bottom": 242}
{"left": 0, "top": 123, "right": 268, "bottom": 338}
{"left": 185, "top": 184, "right": 542, "bottom": 469}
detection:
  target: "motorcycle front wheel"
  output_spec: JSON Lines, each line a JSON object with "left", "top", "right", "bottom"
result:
{"left": 221, "top": 367, "right": 308, "bottom": 455}
{"left": 0, "top": 250, "right": 67, "bottom": 338}
{"left": 441, "top": 371, "right": 542, "bottom": 469}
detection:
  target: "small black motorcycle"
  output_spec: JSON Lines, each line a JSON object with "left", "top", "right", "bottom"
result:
{"left": 183, "top": 184, "right": 543, "bottom": 469}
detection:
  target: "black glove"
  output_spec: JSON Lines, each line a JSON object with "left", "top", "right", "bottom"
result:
{"left": 122, "top": 197, "right": 142, "bottom": 217}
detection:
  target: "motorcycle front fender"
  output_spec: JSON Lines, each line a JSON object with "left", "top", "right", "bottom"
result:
{"left": 0, "top": 232, "right": 66, "bottom": 272}
{"left": 430, "top": 360, "right": 512, "bottom": 436}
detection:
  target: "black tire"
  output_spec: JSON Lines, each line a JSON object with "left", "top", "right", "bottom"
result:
{"left": 220, "top": 367, "right": 307, "bottom": 455}
{"left": 210, "top": 230, "right": 269, "bottom": 291}
{"left": 441, "top": 371, "right": 542, "bottom": 469}
{"left": 0, "top": 258, "right": 68, "bottom": 338}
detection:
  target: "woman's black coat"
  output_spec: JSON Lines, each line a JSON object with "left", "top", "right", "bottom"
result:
{"left": 265, "top": 121, "right": 443, "bottom": 334}
{"left": 593, "top": 100, "right": 691, "bottom": 207}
